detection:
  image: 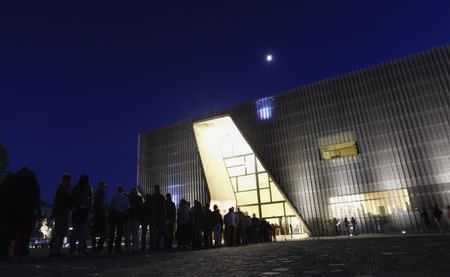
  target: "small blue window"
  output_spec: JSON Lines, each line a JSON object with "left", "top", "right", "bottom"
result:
{"left": 256, "top": 97, "right": 275, "bottom": 120}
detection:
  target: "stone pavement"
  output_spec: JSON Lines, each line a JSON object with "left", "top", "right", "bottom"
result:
{"left": 1, "top": 234, "right": 450, "bottom": 276}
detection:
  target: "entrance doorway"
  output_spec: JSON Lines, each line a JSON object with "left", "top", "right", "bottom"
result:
{"left": 193, "top": 116, "right": 310, "bottom": 238}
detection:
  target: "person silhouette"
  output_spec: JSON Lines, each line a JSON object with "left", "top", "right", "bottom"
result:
{"left": 49, "top": 174, "right": 72, "bottom": 257}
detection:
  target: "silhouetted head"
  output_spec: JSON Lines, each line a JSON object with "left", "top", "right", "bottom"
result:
{"left": 213, "top": 204, "right": 218, "bottom": 211}
{"left": 131, "top": 186, "right": 138, "bottom": 194}
{"left": 77, "top": 175, "right": 89, "bottom": 186}
{"left": 97, "top": 181, "right": 106, "bottom": 190}
{"left": 252, "top": 213, "right": 256, "bottom": 218}
{"left": 61, "top": 174, "right": 71, "bottom": 185}
{"left": 179, "top": 198, "right": 187, "bottom": 207}
{"left": 154, "top": 185, "right": 160, "bottom": 193}
{"left": 229, "top": 208, "right": 233, "bottom": 213}
{"left": 194, "top": 200, "right": 201, "bottom": 207}
{"left": 166, "top": 193, "right": 172, "bottom": 200}
{"left": 16, "top": 167, "right": 38, "bottom": 187}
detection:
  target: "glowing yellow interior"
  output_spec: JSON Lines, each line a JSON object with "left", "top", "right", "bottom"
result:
{"left": 329, "top": 188, "right": 411, "bottom": 218}
{"left": 193, "top": 116, "right": 309, "bottom": 237}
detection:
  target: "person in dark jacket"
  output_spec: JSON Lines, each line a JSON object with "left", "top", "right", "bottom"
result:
{"left": 202, "top": 203, "right": 213, "bottom": 248}
{"left": 420, "top": 208, "right": 430, "bottom": 232}
{"left": 13, "top": 168, "right": 41, "bottom": 257}
{"left": 212, "top": 204, "right": 223, "bottom": 248}
{"left": 249, "top": 213, "right": 259, "bottom": 243}
{"left": 176, "top": 199, "right": 190, "bottom": 249}
{"left": 0, "top": 173, "right": 17, "bottom": 258}
{"left": 150, "top": 185, "right": 166, "bottom": 249}
{"left": 432, "top": 204, "right": 443, "bottom": 232}
{"left": 125, "top": 187, "right": 143, "bottom": 253}
{"left": 49, "top": 174, "right": 72, "bottom": 257}
{"left": 70, "top": 175, "right": 92, "bottom": 256}
{"left": 140, "top": 193, "right": 152, "bottom": 252}
{"left": 164, "top": 193, "right": 176, "bottom": 248}
{"left": 191, "top": 200, "right": 204, "bottom": 248}
{"left": 108, "top": 186, "right": 129, "bottom": 254}
{"left": 91, "top": 181, "right": 107, "bottom": 253}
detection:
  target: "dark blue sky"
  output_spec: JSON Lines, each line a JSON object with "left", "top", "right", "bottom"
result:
{"left": 1, "top": 1, "right": 449, "bottom": 202}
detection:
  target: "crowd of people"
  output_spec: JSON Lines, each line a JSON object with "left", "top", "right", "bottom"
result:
{"left": 331, "top": 217, "right": 359, "bottom": 236}
{"left": 330, "top": 204, "right": 447, "bottom": 236}
{"left": 0, "top": 170, "right": 278, "bottom": 259}
{"left": 2, "top": 169, "right": 450, "bottom": 259}
{"left": 50, "top": 174, "right": 279, "bottom": 256}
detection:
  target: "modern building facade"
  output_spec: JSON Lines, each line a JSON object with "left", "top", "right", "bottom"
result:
{"left": 138, "top": 45, "right": 450, "bottom": 236}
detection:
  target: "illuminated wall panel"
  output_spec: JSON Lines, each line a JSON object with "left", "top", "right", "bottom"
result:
{"left": 193, "top": 116, "right": 311, "bottom": 236}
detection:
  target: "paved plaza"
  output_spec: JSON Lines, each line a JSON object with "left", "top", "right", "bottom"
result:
{"left": 1, "top": 234, "right": 449, "bottom": 276}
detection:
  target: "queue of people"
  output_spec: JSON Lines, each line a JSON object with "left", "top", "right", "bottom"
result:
{"left": 45, "top": 174, "right": 278, "bottom": 257}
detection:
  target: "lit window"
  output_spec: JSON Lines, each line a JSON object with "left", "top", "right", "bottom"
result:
{"left": 320, "top": 141, "right": 358, "bottom": 160}
{"left": 256, "top": 97, "right": 275, "bottom": 120}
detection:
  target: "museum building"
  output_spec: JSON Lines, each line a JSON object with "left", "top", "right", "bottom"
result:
{"left": 137, "top": 45, "right": 450, "bottom": 237}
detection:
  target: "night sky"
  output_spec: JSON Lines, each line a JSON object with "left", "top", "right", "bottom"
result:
{"left": 1, "top": 1, "right": 449, "bottom": 203}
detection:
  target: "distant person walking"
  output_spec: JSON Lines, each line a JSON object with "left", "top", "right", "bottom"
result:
{"left": 91, "top": 181, "right": 107, "bottom": 254}
{"left": 332, "top": 218, "right": 340, "bottom": 236}
{"left": 108, "top": 186, "right": 129, "bottom": 254}
{"left": 375, "top": 217, "right": 383, "bottom": 233}
{"left": 446, "top": 205, "right": 450, "bottom": 231}
{"left": 420, "top": 208, "right": 430, "bottom": 232}
{"left": 150, "top": 185, "right": 166, "bottom": 250}
{"left": 212, "top": 205, "right": 223, "bottom": 248}
{"left": 343, "top": 217, "right": 349, "bottom": 236}
{"left": 49, "top": 174, "right": 72, "bottom": 257}
{"left": 13, "top": 168, "right": 41, "bottom": 257}
{"left": 432, "top": 204, "right": 443, "bottom": 232}
{"left": 70, "top": 175, "right": 92, "bottom": 256}
{"left": 164, "top": 193, "right": 176, "bottom": 249}
{"left": 350, "top": 217, "right": 357, "bottom": 236}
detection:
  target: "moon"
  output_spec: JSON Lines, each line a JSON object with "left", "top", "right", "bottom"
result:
{"left": 266, "top": 54, "right": 273, "bottom": 62}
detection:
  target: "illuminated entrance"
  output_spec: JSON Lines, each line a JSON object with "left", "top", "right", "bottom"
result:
{"left": 193, "top": 116, "right": 311, "bottom": 238}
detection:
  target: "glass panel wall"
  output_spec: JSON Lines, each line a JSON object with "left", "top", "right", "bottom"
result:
{"left": 194, "top": 116, "right": 307, "bottom": 237}
{"left": 221, "top": 130, "right": 304, "bottom": 237}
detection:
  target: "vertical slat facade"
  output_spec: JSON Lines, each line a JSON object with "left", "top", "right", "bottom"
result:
{"left": 138, "top": 45, "right": 450, "bottom": 236}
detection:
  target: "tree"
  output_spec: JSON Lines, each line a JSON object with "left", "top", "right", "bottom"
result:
{"left": 0, "top": 143, "right": 8, "bottom": 180}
